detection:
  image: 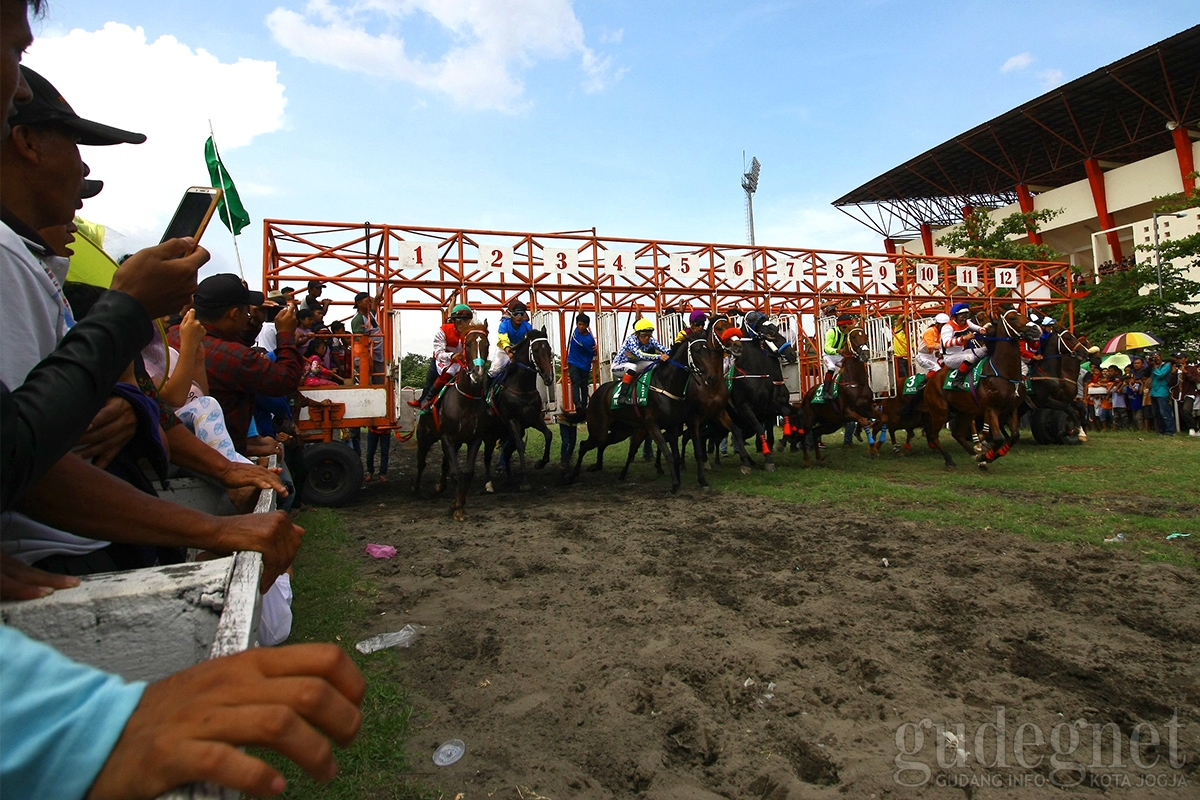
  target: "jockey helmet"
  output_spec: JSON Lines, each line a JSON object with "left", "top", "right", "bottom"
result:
{"left": 1041, "top": 316, "right": 1056, "bottom": 326}
{"left": 836, "top": 314, "right": 854, "bottom": 326}
{"left": 689, "top": 309, "right": 707, "bottom": 325}
{"left": 509, "top": 301, "right": 528, "bottom": 315}
{"left": 719, "top": 326, "right": 743, "bottom": 343}
{"left": 633, "top": 318, "right": 655, "bottom": 333}
{"left": 450, "top": 303, "right": 473, "bottom": 320}
{"left": 950, "top": 302, "right": 971, "bottom": 316}
{"left": 935, "top": 313, "right": 950, "bottom": 325}
{"left": 743, "top": 310, "right": 766, "bottom": 331}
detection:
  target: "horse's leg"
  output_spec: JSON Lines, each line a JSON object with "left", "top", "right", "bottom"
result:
{"left": 454, "top": 438, "right": 482, "bottom": 521}
{"left": 723, "top": 412, "right": 756, "bottom": 474}
{"left": 620, "top": 429, "right": 645, "bottom": 481}
{"left": 647, "top": 423, "right": 680, "bottom": 494}
{"left": 507, "top": 419, "right": 531, "bottom": 490}
{"left": 534, "top": 416, "right": 552, "bottom": 470}
{"left": 974, "top": 405, "right": 1003, "bottom": 469}
{"left": 740, "top": 402, "right": 776, "bottom": 473}
{"left": 413, "top": 424, "right": 431, "bottom": 495}
{"left": 667, "top": 427, "right": 684, "bottom": 490}
{"left": 844, "top": 409, "right": 878, "bottom": 458}
{"left": 690, "top": 416, "right": 709, "bottom": 488}
{"left": 921, "top": 388, "right": 957, "bottom": 469}
{"left": 437, "top": 436, "right": 456, "bottom": 494}
{"left": 482, "top": 435, "right": 496, "bottom": 494}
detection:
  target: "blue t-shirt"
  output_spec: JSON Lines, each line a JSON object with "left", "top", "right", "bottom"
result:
{"left": 1150, "top": 363, "right": 1172, "bottom": 398}
{"left": 567, "top": 329, "right": 596, "bottom": 370}
{"left": 497, "top": 318, "right": 533, "bottom": 348}
{"left": 0, "top": 626, "right": 146, "bottom": 799}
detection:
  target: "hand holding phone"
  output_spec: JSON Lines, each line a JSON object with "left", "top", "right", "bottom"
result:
{"left": 161, "top": 187, "right": 222, "bottom": 247}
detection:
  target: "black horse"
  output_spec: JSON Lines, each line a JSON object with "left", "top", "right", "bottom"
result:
{"left": 565, "top": 335, "right": 726, "bottom": 493}
{"left": 725, "top": 319, "right": 798, "bottom": 473}
{"left": 481, "top": 328, "right": 557, "bottom": 492}
{"left": 1024, "top": 326, "right": 1090, "bottom": 444}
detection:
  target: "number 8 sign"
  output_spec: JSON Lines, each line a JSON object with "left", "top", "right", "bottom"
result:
{"left": 994, "top": 267, "right": 1019, "bottom": 289}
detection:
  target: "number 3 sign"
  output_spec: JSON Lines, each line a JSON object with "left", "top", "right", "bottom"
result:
{"left": 543, "top": 246, "right": 578, "bottom": 275}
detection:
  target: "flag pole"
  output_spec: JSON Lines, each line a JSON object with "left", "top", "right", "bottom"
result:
{"left": 208, "top": 119, "right": 245, "bottom": 280}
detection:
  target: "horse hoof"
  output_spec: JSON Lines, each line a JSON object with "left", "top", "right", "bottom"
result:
{"left": 765, "top": 462, "right": 776, "bottom": 473}
{"left": 699, "top": 483, "right": 711, "bottom": 491}
{"left": 485, "top": 481, "right": 494, "bottom": 494}
{"left": 435, "top": 483, "right": 446, "bottom": 494}
{"left": 978, "top": 462, "right": 989, "bottom": 471}
{"left": 453, "top": 509, "right": 466, "bottom": 522}
{"left": 703, "top": 461, "right": 712, "bottom": 471}
{"left": 740, "top": 466, "right": 751, "bottom": 475}
{"left": 535, "top": 461, "right": 547, "bottom": 470}
{"left": 585, "top": 464, "right": 602, "bottom": 473}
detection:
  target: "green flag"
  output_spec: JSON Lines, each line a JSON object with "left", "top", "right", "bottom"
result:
{"left": 204, "top": 136, "right": 250, "bottom": 236}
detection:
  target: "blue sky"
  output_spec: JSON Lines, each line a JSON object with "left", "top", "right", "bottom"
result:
{"left": 24, "top": 1, "right": 1197, "bottom": 284}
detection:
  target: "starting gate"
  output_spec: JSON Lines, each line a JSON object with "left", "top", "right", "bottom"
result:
{"left": 657, "top": 311, "right": 687, "bottom": 349}
{"left": 863, "top": 316, "right": 895, "bottom": 398}
{"left": 772, "top": 314, "right": 802, "bottom": 402}
{"left": 907, "top": 316, "right": 937, "bottom": 375}
{"left": 530, "top": 309, "right": 559, "bottom": 412}
{"left": 263, "top": 220, "right": 1073, "bottom": 441}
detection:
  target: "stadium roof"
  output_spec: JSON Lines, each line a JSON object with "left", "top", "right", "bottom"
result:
{"left": 834, "top": 25, "right": 1200, "bottom": 238}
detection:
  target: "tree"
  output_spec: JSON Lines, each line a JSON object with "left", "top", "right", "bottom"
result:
{"left": 1065, "top": 177, "right": 1200, "bottom": 352}
{"left": 935, "top": 208, "right": 1063, "bottom": 261}
{"left": 399, "top": 352, "right": 431, "bottom": 388}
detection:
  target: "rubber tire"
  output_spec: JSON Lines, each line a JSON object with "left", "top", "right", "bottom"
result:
{"left": 1046, "top": 412, "right": 1075, "bottom": 443}
{"left": 303, "top": 441, "right": 364, "bottom": 507}
{"left": 1030, "top": 409, "right": 1051, "bottom": 445}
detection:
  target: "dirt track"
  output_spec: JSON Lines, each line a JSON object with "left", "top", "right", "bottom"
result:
{"left": 339, "top": 443, "right": 1199, "bottom": 799}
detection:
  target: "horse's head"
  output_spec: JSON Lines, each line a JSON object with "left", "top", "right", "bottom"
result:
{"left": 758, "top": 320, "right": 798, "bottom": 364}
{"left": 526, "top": 327, "right": 556, "bottom": 401}
{"left": 684, "top": 335, "right": 725, "bottom": 388}
{"left": 843, "top": 325, "right": 871, "bottom": 362}
{"left": 710, "top": 319, "right": 743, "bottom": 359}
{"left": 461, "top": 321, "right": 489, "bottom": 384}
{"left": 993, "top": 307, "right": 1040, "bottom": 342}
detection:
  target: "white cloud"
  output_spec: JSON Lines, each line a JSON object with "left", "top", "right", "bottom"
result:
{"left": 266, "top": 0, "right": 621, "bottom": 112}
{"left": 24, "top": 23, "right": 286, "bottom": 237}
{"left": 1038, "top": 68, "right": 1065, "bottom": 90}
{"left": 1000, "top": 52, "right": 1033, "bottom": 73}
{"left": 758, "top": 203, "right": 883, "bottom": 253}
{"left": 599, "top": 27, "right": 624, "bottom": 45}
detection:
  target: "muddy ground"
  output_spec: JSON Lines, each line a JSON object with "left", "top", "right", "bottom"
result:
{"left": 337, "top": 443, "right": 1200, "bottom": 799}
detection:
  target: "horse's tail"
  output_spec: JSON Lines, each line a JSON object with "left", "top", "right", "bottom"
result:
{"left": 560, "top": 410, "right": 586, "bottom": 425}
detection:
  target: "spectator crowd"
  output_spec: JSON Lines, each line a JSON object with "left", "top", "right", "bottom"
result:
{"left": 0, "top": 2, "right": 367, "bottom": 796}
{"left": 1082, "top": 352, "right": 1199, "bottom": 436}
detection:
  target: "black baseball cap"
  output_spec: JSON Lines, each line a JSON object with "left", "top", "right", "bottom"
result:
{"left": 193, "top": 274, "right": 265, "bottom": 314}
{"left": 11, "top": 66, "right": 146, "bottom": 146}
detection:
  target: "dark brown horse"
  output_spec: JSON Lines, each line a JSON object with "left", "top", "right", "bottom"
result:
{"left": 725, "top": 319, "right": 798, "bottom": 473}
{"left": 566, "top": 334, "right": 726, "bottom": 493}
{"left": 1025, "top": 325, "right": 1090, "bottom": 443}
{"left": 796, "top": 325, "right": 878, "bottom": 467}
{"left": 920, "top": 307, "right": 1040, "bottom": 470}
{"left": 481, "top": 328, "right": 556, "bottom": 492}
{"left": 413, "top": 323, "right": 490, "bottom": 520}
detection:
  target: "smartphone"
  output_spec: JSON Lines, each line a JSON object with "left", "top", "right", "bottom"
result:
{"left": 160, "top": 186, "right": 222, "bottom": 244}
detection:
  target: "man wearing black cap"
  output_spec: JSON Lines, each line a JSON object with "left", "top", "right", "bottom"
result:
{"left": 174, "top": 274, "right": 304, "bottom": 455}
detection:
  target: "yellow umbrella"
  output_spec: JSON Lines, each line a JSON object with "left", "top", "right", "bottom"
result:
{"left": 64, "top": 217, "right": 118, "bottom": 288}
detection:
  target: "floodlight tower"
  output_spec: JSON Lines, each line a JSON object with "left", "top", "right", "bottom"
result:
{"left": 742, "top": 155, "right": 761, "bottom": 246}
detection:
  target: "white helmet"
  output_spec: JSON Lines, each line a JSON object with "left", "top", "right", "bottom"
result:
{"left": 935, "top": 313, "right": 950, "bottom": 325}
{"left": 1041, "top": 316, "right": 1056, "bottom": 326}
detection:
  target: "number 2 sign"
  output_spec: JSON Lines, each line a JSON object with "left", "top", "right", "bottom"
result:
{"left": 477, "top": 244, "right": 511, "bottom": 274}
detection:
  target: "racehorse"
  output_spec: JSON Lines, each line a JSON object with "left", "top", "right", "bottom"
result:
{"left": 725, "top": 319, "right": 798, "bottom": 472}
{"left": 481, "top": 328, "right": 556, "bottom": 492}
{"left": 796, "top": 324, "right": 878, "bottom": 467}
{"left": 565, "top": 334, "right": 726, "bottom": 493}
{"left": 920, "top": 306, "right": 1040, "bottom": 469}
{"left": 1025, "top": 326, "right": 1091, "bottom": 443}
{"left": 413, "top": 322, "right": 490, "bottom": 520}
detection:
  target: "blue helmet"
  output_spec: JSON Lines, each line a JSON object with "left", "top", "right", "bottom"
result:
{"left": 950, "top": 303, "right": 971, "bottom": 316}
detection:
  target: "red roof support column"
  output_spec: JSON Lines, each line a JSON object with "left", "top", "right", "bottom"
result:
{"left": 1173, "top": 126, "right": 1196, "bottom": 196}
{"left": 883, "top": 238, "right": 897, "bottom": 255}
{"left": 1015, "top": 183, "right": 1043, "bottom": 244}
{"left": 1084, "top": 158, "right": 1123, "bottom": 262}
{"left": 919, "top": 223, "right": 934, "bottom": 255}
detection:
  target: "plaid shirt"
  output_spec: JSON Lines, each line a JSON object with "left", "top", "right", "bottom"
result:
{"left": 168, "top": 323, "right": 304, "bottom": 454}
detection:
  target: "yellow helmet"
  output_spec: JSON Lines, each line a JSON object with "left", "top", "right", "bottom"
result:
{"left": 633, "top": 318, "right": 655, "bottom": 333}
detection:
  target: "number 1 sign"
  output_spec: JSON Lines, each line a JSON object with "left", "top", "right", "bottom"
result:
{"left": 395, "top": 241, "right": 434, "bottom": 272}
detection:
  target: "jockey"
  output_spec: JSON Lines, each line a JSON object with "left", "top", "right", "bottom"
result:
{"left": 822, "top": 314, "right": 855, "bottom": 395}
{"left": 1019, "top": 335, "right": 1042, "bottom": 377}
{"left": 675, "top": 309, "right": 708, "bottom": 343}
{"left": 489, "top": 299, "right": 533, "bottom": 377}
{"left": 613, "top": 318, "right": 669, "bottom": 404}
{"left": 941, "top": 303, "right": 986, "bottom": 376}
{"left": 719, "top": 327, "right": 743, "bottom": 373}
{"left": 915, "top": 313, "right": 948, "bottom": 374}
{"left": 410, "top": 303, "right": 475, "bottom": 408}
{"left": 742, "top": 310, "right": 767, "bottom": 339}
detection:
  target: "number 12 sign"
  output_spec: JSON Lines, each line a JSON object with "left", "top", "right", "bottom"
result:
{"left": 994, "top": 267, "right": 1019, "bottom": 289}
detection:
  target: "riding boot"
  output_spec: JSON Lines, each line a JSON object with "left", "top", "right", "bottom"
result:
{"left": 409, "top": 362, "right": 438, "bottom": 407}
{"left": 619, "top": 371, "right": 636, "bottom": 405}
{"left": 420, "top": 370, "right": 454, "bottom": 410}
{"left": 822, "top": 370, "right": 834, "bottom": 396}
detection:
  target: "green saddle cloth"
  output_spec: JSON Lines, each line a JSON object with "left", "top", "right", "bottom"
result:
{"left": 902, "top": 374, "right": 927, "bottom": 396}
{"left": 943, "top": 358, "right": 988, "bottom": 391}
{"left": 812, "top": 376, "right": 841, "bottom": 404}
{"left": 611, "top": 367, "right": 655, "bottom": 409}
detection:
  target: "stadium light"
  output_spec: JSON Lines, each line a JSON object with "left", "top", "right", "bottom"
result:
{"left": 742, "top": 156, "right": 762, "bottom": 246}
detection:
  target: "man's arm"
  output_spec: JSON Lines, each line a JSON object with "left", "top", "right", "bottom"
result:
{"left": 18, "top": 454, "right": 302, "bottom": 591}
{"left": 164, "top": 424, "right": 287, "bottom": 496}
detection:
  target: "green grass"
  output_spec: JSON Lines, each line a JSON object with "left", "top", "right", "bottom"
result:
{"left": 254, "top": 509, "right": 438, "bottom": 800}
{"left": 586, "top": 427, "right": 1200, "bottom": 568}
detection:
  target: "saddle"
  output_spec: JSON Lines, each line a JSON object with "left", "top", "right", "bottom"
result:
{"left": 811, "top": 374, "right": 842, "bottom": 405}
{"left": 901, "top": 374, "right": 927, "bottom": 396}
{"left": 943, "top": 359, "right": 988, "bottom": 392}
{"left": 611, "top": 367, "right": 656, "bottom": 409}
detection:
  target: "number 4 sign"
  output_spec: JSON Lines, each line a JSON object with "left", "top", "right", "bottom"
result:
{"left": 994, "top": 267, "right": 1019, "bottom": 289}
{"left": 395, "top": 241, "right": 434, "bottom": 272}
{"left": 604, "top": 250, "right": 635, "bottom": 278}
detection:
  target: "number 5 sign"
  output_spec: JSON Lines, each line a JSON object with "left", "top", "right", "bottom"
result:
{"left": 395, "top": 241, "right": 434, "bottom": 272}
{"left": 994, "top": 266, "right": 1019, "bottom": 289}
{"left": 668, "top": 252, "right": 700, "bottom": 278}
{"left": 543, "top": 246, "right": 578, "bottom": 275}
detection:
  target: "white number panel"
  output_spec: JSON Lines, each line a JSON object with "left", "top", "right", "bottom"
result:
{"left": 667, "top": 252, "right": 702, "bottom": 280}
{"left": 476, "top": 243, "right": 512, "bottom": 274}
{"left": 394, "top": 241, "right": 435, "bottom": 272}
{"left": 956, "top": 265, "right": 980, "bottom": 288}
{"left": 543, "top": 246, "right": 578, "bottom": 275}
{"left": 603, "top": 249, "right": 636, "bottom": 280}
{"left": 994, "top": 266, "right": 1019, "bottom": 289}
